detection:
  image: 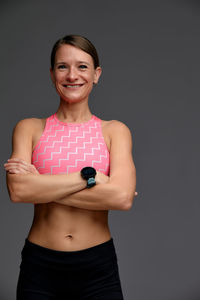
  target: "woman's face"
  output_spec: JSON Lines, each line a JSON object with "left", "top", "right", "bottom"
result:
{"left": 50, "top": 44, "right": 101, "bottom": 104}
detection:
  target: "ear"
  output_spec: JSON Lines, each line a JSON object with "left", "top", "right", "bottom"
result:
{"left": 93, "top": 67, "right": 102, "bottom": 84}
{"left": 50, "top": 68, "right": 55, "bottom": 84}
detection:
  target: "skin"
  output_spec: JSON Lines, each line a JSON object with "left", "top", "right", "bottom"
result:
{"left": 5, "top": 44, "right": 137, "bottom": 251}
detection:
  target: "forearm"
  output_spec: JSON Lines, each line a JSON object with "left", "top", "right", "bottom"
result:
{"left": 55, "top": 181, "right": 133, "bottom": 211}
{"left": 6, "top": 172, "right": 86, "bottom": 204}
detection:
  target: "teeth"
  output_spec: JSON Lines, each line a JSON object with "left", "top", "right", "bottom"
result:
{"left": 65, "top": 85, "right": 82, "bottom": 88}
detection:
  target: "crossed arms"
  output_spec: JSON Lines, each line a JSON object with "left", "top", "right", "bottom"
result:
{"left": 5, "top": 118, "right": 137, "bottom": 211}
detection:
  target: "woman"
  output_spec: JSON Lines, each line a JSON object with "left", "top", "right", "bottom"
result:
{"left": 5, "top": 35, "right": 137, "bottom": 300}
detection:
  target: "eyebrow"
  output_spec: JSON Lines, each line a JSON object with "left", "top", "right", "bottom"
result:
{"left": 78, "top": 61, "right": 90, "bottom": 66}
{"left": 55, "top": 61, "right": 91, "bottom": 66}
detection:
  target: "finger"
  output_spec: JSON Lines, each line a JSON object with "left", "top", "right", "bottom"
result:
{"left": 20, "top": 169, "right": 28, "bottom": 174}
{"left": 5, "top": 161, "right": 25, "bottom": 168}
{"left": 4, "top": 163, "right": 38, "bottom": 175}
{"left": 5, "top": 161, "right": 29, "bottom": 170}
{"left": 6, "top": 159, "right": 34, "bottom": 168}
{"left": 6, "top": 169, "right": 23, "bottom": 174}
{"left": 4, "top": 163, "right": 18, "bottom": 170}
{"left": 7, "top": 159, "right": 36, "bottom": 173}
{"left": 4, "top": 164, "right": 28, "bottom": 173}
{"left": 4, "top": 162, "right": 21, "bottom": 167}
{"left": 7, "top": 168, "right": 29, "bottom": 174}
{"left": 4, "top": 163, "right": 27, "bottom": 171}
{"left": 7, "top": 169, "right": 20, "bottom": 174}
{"left": 6, "top": 160, "right": 40, "bottom": 175}
{"left": 7, "top": 158, "right": 28, "bottom": 167}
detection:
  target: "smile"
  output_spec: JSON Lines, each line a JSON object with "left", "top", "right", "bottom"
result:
{"left": 63, "top": 84, "right": 84, "bottom": 88}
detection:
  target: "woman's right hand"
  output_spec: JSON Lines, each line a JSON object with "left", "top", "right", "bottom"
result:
{"left": 95, "top": 171, "right": 110, "bottom": 185}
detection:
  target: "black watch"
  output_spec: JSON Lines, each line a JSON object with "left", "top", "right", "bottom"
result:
{"left": 81, "top": 167, "right": 97, "bottom": 188}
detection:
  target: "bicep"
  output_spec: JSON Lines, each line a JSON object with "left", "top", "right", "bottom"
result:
{"left": 9, "top": 119, "right": 33, "bottom": 163}
{"left": 109, "top": 121, "right": 136, "bottom": 192}
{"left": 6, "top": 119, "right": 34, "bottom": 200}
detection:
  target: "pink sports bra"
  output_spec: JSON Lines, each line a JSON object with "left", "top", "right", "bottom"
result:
{"left": 31, "top": 113, "right": 110, "bottom": 175}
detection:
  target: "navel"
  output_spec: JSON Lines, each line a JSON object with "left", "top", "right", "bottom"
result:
{"left": 65, "top": 234, "right": 73, "bottom": 239}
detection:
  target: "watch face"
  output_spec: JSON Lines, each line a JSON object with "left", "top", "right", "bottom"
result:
{"left": 81, "top": 167, "right": 96, "bottom": 179}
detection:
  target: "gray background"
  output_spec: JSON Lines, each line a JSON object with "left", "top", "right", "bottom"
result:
{"left": 1, "top": 0, "right": 200, "bottom": 299}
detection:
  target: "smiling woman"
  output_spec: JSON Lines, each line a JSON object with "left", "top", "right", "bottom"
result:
{"left": 5, "top": 34, "right": 137, "bottom": 300}
{"left": 50, "top": 44, "right": 101, "bottom": 104}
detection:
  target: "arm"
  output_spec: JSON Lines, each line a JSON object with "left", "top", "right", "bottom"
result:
{"left": 55, "top": 120, "right": 137, "bottom": 211}
{"left": 5, "top": 118, "right": 87, "bottom": 203}
{"left": 7, "top": 171, "right": 86, "bottom": 204}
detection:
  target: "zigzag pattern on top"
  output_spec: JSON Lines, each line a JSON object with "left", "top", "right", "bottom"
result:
{"left": 31, "top": 113, "right": 110, "bottom": 175}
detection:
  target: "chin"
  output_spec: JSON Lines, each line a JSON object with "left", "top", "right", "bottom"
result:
{"left": 60, "top": 94, "right": 86, "bottom": 104}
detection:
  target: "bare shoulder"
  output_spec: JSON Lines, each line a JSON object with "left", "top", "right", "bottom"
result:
{"left": 10, "top": 117, "right": 47, "bottom": 162}
{"left": 13, "top": 117, "right": 46, "bottom": 151}
{"left": 102, "top": 119, "right": 132, "bottom": 137}
{"left": 13, "top": 117, "right": 45, "bottom": 133}
{"left": 101, "top": 119, "right": 132, "bottom": 152}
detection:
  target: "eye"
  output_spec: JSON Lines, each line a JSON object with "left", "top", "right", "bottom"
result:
{"left": 57, "top": 65, "right": 66, "bottom": 69}
{"left": 79, "top": 65, "right": 87, "bottom": 69}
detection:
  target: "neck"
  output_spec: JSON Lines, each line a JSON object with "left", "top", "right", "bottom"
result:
{"left": 56, "top": 98, "right": 92, "bottom": 123}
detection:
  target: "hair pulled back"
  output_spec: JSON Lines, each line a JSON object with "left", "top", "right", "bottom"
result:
{"left": 50, "top": 34, "right": 100, "bottom": 70}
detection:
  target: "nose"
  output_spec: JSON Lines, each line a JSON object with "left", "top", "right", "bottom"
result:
{"left": 66, "top": 66, "right": 78, "bottom": 82}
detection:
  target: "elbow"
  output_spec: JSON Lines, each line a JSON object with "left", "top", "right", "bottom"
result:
{"left": 119, "top": 191, "right": 134, "bottom": 211}
{"left": 7, "top": 184, "right": 21, "bottom": 203}
{"left": 6, "top": 174, "right": 25, "bottom": 203}
{"left": 8, "top": 184, "right": 23, "bottom": 203}
{"left": 10, "top": 192, "right": 21, "bottom": 203}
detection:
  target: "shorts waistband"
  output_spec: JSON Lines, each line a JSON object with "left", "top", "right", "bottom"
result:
{"left": 21, "top": 238, "right": 117, "bottom": 267}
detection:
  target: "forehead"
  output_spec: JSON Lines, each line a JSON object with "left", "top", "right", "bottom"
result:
{"left": 55, "top": 44, "right": 93, "bottom": 64}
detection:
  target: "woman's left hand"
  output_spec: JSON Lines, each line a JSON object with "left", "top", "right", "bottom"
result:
{"left": 4, "top": 158, "right": 40, "bottom": 175}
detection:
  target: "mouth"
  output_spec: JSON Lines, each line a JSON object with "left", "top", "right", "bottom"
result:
{"left": 62, "top": 84, "right": 84, "bottom": 88}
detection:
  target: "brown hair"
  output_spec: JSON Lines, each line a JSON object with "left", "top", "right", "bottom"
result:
{"left": 50, "top": 34, "right": 100, "bottom": 70}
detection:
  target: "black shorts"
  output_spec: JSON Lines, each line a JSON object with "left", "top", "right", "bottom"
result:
{"left": 17, "top": 238, "right": 124, "bottom": 299}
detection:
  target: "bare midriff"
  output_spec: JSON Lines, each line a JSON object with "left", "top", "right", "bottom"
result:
{"left": 28, "top": 203, "right": 111, "bottom": 251}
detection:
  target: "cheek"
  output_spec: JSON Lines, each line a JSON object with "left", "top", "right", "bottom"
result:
{"left": 85, "top": 72, "right": 95, "bottom": 84}
{"left": 55, "top": 75, "right": 65, "bottom": 83}
{"left": 53, "top": 70, "right": 65, "bottom": 82}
